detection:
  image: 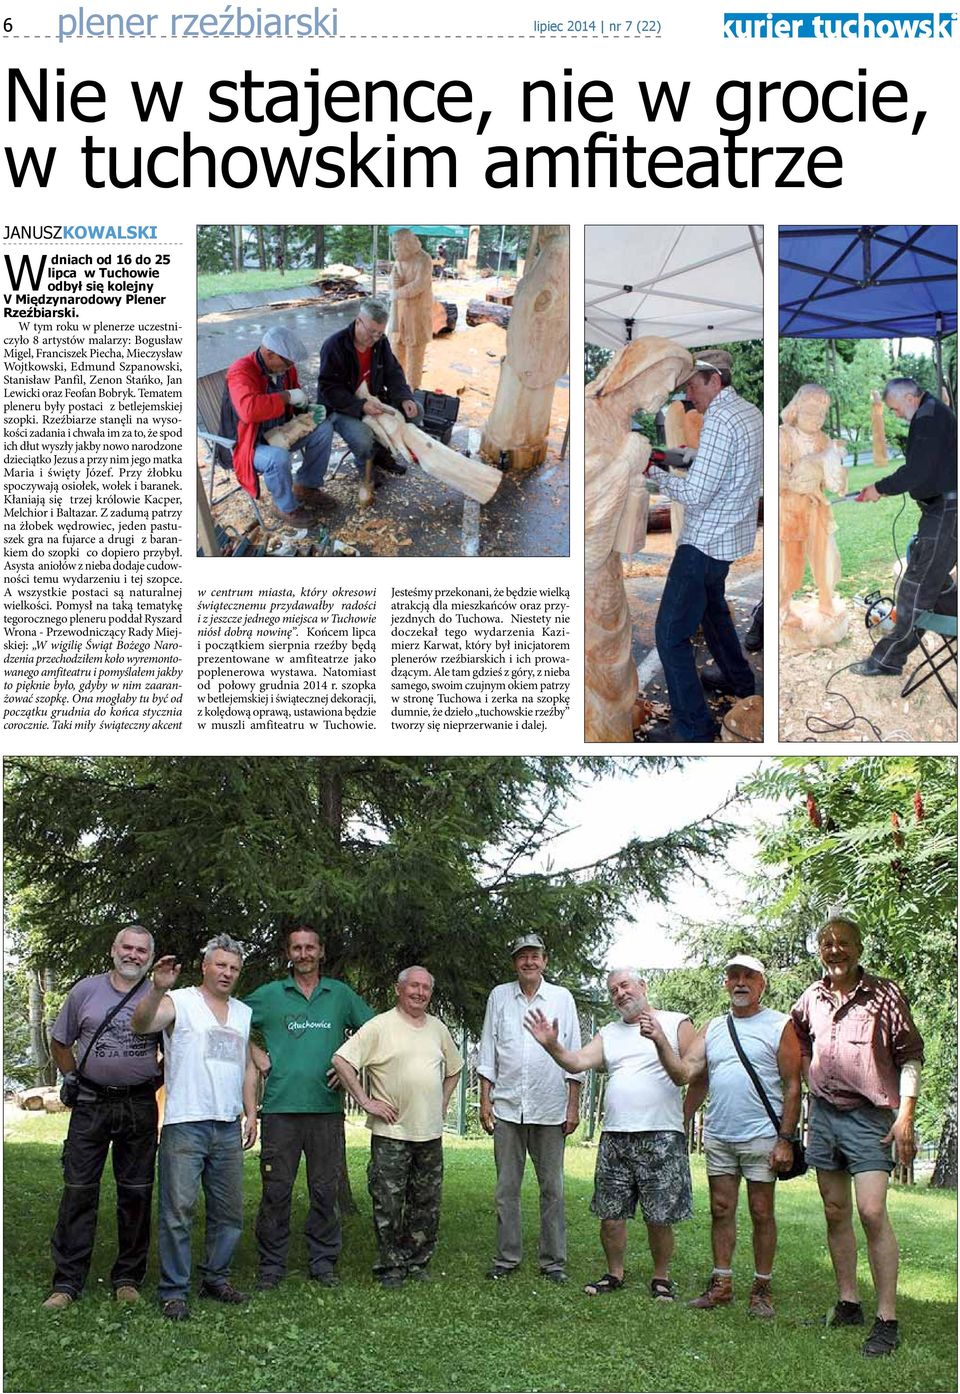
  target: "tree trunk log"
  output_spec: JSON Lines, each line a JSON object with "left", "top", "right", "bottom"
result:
{"left": 931, "top": 1083, "right": 958, "bottom": 1188}
{"left": 466, "top": 299, "right": 510, "bottom": 329}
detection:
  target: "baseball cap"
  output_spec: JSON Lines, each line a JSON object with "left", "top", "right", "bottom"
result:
{"left": 261, "top": 326, "right": 307, "bottom": 362}
{"left": 510, "top": 933, "right": 546, "bottom": 956}
{"left": 679, "top": 349, "right": 733, "bottom": 386}
{"left": 726, "top": 953, "right": 766, "bottom": 976}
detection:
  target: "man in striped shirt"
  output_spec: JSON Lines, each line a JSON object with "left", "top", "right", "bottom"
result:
{"left": 648, "top": 350, "right": 763, "bottom": 741}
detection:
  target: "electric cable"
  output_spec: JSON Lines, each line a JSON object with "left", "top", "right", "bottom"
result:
{"left": 803, "top": 492, "right": 910, "bottom": 741}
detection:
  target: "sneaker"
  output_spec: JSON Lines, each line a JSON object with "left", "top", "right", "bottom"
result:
{"left": 688, "top": 1273, "right": 733, "bottom": 1309}
{"left": 162, "top": 1298, "right": 190, "bottom": 1321}
{"left": 310, "top": 1270, "right": 340, "bottom": 1288}
{"left": 198, "top": 1281, "right": 249, "bottom": 1304}
{"left": 748, "top": 1278, "right": 775, "bottom": 1319}
{"left": 825, "top": 1299, "right": 865, "bottom": 1327}
{"left": 378, "top": 1271, "right": 405, "bottom": 1289}
{"left": 485, "top": 1265, "right": 517, "bottom": 1281}
{"left": 114, "top": 1285, "right": 140, "bottom": 1304}
{"left": 41, "top": 1291, "right": 74, "bottom": 1311}
{"left": 256, "top": 1273, "right": 282, "bottom": 1292}
{"left": 541, "top": 1269, "right": 568, "bottom": 1285}
{"left": 863, "top": 1317, "right": 900, "bottom": 1357}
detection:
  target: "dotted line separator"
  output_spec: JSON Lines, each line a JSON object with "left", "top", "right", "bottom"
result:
{"left": 4, "top": 33, "right": 662, "bottom": 40}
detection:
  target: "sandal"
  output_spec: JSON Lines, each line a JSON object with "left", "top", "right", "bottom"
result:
{"left": 650, "top": 1277, "right": 676, "bottom": 1301}
{"left": 583, "top": 1273, "right": 625, "bottom": 1296}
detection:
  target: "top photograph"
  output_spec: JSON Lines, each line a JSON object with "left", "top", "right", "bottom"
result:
{"left": 196, "top": 224, "right": 570, "bottom": 559}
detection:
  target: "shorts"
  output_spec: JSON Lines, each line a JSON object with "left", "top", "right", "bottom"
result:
{"left": 806, "top": 1097, "right": 896, "bottom": 1176}
{"left": 590, "top": 1130, "right": 693, "bottom": 1225}
{"left": 704, "top": 1133, "right": 778, "bottom": 1184}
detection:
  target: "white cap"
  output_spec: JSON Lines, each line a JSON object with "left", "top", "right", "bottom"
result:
{"left": 726, "top": 953, "right": 766, "bottom": 976}
{"left": 262, "top": 326, "right": 307, "bottom": 362}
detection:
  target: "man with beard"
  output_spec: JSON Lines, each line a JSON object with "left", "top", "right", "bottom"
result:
{"left": 525, "top": 968, "right": 696, "bottom": 1301}
{"left": 43, "top": 925, "right": 161, "bottom": 1310}
{"left": 640, "top": 954, "right": 801, "bottom": 1318}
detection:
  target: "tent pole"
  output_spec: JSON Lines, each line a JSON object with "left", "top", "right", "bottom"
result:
{"left": 372, "top": 225, "right": 378, "bottom": 297}
{"left": 934, "top": 313, "right": 944, "bottom": 396}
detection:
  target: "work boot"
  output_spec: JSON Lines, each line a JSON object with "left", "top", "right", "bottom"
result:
{"left": 114, "top": 1285, "right": 140, "bottom": 1304}
{"left": 198, "top": 1281, "right": 249, "bottom": 1304}
{"left": 292, "top": 485, "right": 337, "bottom": 510}
{"left": 743, "top": 603, "right": 764, "bottom": 653}
{"left": 278, "top": 507, "right": 317, "bottom": 528}
{"left": 748, "top": 1277, "right": 775, "bottom": 1319}
{"left": 688, "top": 1272, "right": 733, "bottom": 1309}
{"left": 849, "top": 657, "right": 899, "bottom": 677}
{"left": 700, "top": 664, "right": 745, "bottom": 694}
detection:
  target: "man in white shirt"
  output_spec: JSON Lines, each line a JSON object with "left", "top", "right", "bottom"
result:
{"left": 131, "top": 934, "right": 258, "bottom": 1321}
{"left": 333, "top": 965, "right": 463, "bottom": 1288}
{"left": 477, "top": 934, "right": 582, "bottom": 1283}
{"left": 525, "top": 968, "right": 696, "bottom": 1300}
{"left": 640, "top": 954, "right": 801, "bottom": 1318}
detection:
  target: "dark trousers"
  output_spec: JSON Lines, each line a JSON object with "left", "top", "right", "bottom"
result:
{"left": 367, "top": 1136, "right": 443, "bottom": 1278}
{"left": 871, "top": 497, "right": 958, "bottom": 673}
{"left": 255, "top": 1112, "right": 344, "bottom": 1280}
{"left": 655, "top": 544, "right": 756, "bottom": 740}
{"left": 50, "top": 1089, "right": 158, "bottom": 1297}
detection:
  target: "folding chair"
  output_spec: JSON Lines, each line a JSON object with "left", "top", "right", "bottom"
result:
{"left": 196, "top": 368, "right": 271, "bottom": 531}
{"left": 900, "top": 611, "right": 958, "bottom": 708}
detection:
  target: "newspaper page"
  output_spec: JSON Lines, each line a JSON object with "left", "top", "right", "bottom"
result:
{"left": 1, "top": 5, "right": 957, "bottom": 752}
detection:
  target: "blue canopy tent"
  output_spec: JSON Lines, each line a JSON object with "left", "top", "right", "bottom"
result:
{"left": 779, "top": 225, "right": 957, "bottom": 393}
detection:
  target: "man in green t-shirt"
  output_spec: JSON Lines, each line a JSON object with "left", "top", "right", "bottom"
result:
{"left": 244, "top": 925, "right": 373, "bottom": 1289}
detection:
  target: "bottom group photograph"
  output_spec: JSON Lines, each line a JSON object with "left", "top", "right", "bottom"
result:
{"left": 2, "top": 753, "right": 957, "bottom": 1394}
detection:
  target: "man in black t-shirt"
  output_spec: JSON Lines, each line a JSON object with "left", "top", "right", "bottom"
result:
{"left": 851, "top": 377, "right": 957, "bottom": 676}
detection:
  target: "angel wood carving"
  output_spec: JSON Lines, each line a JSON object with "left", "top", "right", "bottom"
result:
{"left": 779, "top": 384, "right": 850, "bottom": 650}
{"left": 584, "top": 337, "right": 694, "bottom": 742}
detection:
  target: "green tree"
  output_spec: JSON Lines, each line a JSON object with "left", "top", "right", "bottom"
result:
{"left": 742, "top": 756, "right": 957, "bottom": 1186}
{"left": 4, "top": 757, "right": 731, "bottom": 1037}
{"left": 778, "top": 338, "right": 829, "bottom": 410}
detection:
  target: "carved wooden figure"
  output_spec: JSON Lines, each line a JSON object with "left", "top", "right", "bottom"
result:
{"left": 479, "top": 225, "right": 569, "bottom": 471}
{"left": 584, "top": 337, "right": 694, "bottom": 742}
{"left": 779, "top": 384, "right": 849, "bottom": 650}
{"left": 662, "top": 399, "right": 703, "bottom": 548}
{"left": 871, "top": 389, "right": 889, "bottom": 466}
{"left": 357, "top": 385, "right": 501, "bottom": 505}
{"left": 387, "top": 228, "right": 435, "bottom": 391}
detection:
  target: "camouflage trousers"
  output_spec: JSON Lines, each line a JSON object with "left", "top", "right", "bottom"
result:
{"left": 368, "top": 1136, "right": 443, "bottom": 1277}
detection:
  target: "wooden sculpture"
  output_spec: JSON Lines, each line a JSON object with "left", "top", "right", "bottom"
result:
{"left": 479, "top": 225, "right": 569, "bottom": 471}
{"left": 871, "top": 389, "right": 888, "bottom": 466}
{"left": 356, "top": 384, "right": 501, "bottom": 506}
{"left": 584, "top": 337, "right": 694, "bottom": 742}
{"left": 387, "top": 229, "right": 435, "bottom": 391}
{"left": 662, "top": 399, "right": 703, "bottom": 548}
{"left": 263, "top": 408, "right": 325, "bottom": 451}
{"left": 779, "top": 384, "right": 850, "bottom": 650}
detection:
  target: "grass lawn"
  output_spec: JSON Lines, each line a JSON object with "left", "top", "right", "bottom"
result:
{"left": 197, "top": 269, "right": 330, "bottom": 300}
{"left": 817, "top": 459, "right": 921, "bottom": 600}
{"left": 4, "top": 1113, "right": 957, "bottom": 1393}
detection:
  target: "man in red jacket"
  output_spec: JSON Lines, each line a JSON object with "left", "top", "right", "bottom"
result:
{"left": 220, "top": 326, "right": 333, "bottom": 526}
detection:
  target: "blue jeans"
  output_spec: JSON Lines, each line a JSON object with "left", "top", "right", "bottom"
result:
{"left": 655, "top": 544, "right": 756, "bottom": 740}
{"left": 157, "top": 1120, "right": 245, "bottom": 1301}
{"left": 328, "top": 404, "right": 424, "bottom": 475}
{"left": 253, "top": 420, "right": 333, "bottom": 513}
